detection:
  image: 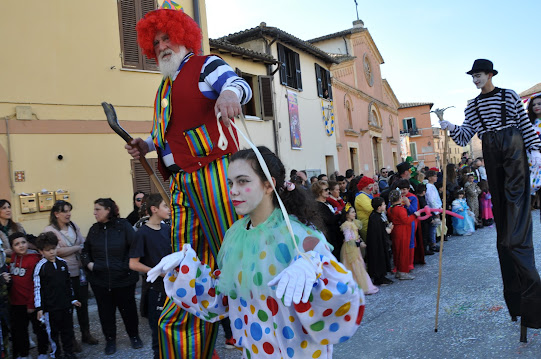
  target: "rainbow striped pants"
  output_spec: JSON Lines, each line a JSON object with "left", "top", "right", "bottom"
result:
{"left": 158, "top": 156, "right": 238, "bottom": 358}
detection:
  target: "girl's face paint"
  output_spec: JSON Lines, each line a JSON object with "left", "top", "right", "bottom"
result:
{"left": 227, "top": 159, "right": 268, "bottom": 216}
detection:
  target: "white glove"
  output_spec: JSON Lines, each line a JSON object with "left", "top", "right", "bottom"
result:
{"left": 439, "top": 120, "right": 456, "bottom": 131}
{"left": 267, "top": 251, "right": 322, "bottom": 306}
{"left": 529, "top": 150, "right": 541, "bottom": 166}
{"left": 147, "top": 244, "right": 191, "bottom": 283}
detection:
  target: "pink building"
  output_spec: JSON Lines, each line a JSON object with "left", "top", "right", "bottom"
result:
{"left": 309, "top": 20, "right": 400, "bottom": 177}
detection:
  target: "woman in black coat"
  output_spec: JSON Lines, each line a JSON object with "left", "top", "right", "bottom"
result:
{"left": 311, "top": 181, "right": 343, "bottom": 259}
{"left": 81, "top": 198, "right": 142, "bottom": 355}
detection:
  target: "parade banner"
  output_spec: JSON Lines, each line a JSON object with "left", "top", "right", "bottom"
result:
{"left": 287, "top": 90, "right": 302, "bottom": 149}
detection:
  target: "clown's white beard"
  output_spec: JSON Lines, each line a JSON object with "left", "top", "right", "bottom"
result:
{"left": 158, "top": 50, "right": 183, "bottom": 78}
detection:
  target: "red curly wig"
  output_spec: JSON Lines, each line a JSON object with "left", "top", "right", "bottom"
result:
{"left": 357, "top": 176, "right": 375, "bottom": 191}
{"left": 136, "top": 9, "right": 202, "bottom": 60}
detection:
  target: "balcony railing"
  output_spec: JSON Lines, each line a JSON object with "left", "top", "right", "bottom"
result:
{"left": 399, "top": 128, "right": 419, "bottom": 136}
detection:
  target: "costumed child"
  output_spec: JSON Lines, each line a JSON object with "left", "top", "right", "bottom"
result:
{"left": 451, "top": 189, "right": 475, "bottom": 236}
{"left": 8, "top": 232, "right": 49, "bottom": 359}
{"left": 129, "top": 194, "right": 172, "bottom": 359}
{"left": 478, "top": 181, "right": 494, "bottom": 227}
{"left": 366, "top": 197, "right": 394, "bottom": 286}
{"left": 464, "top": 173, "right": 481, "bottom": 226}
{"left": 147, "top": 146, "right": 364, "bottom": 358}
{"left": 339, "top": 204, "right": 379, "bottom": 294}
{"left": 386, "top": 190, "right": 421, "bottom": 280}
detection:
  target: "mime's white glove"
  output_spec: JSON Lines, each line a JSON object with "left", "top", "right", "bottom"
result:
{"left": 147, "top": 244, "right": 191, "bottom": 283}
{"left": 529, "top": 150, "right": 541, "bottom": 166}
{"left": 439, "top": 121, "right": 456, "bottom": 131}
{"left": 267, "top": 251, "right": 322, "bottom": 306}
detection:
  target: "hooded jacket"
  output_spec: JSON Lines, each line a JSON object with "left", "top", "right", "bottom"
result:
{"left": 81, "top": 218, "right": 139, "bottom": 289}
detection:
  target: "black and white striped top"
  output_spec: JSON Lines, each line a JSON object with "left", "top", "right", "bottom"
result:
{"left": 450, "top": 87, "right": 541, "bottom": 151}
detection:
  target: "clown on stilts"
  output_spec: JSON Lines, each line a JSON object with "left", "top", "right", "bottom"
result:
{"left": 125, "top": 1, "right": 252, "bottom": 357}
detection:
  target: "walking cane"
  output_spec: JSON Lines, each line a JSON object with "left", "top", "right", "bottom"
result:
{"left": 429, "top": 106, "right": 454, "bottom": 333}
{"left": 101, "top": 102, "right": 170, "bottom": 203}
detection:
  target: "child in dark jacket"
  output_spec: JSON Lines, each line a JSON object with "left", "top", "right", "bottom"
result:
{"left": 9, "top": 232, "right": 49, "bottom": 359}
{"left": 34, "top": 232, "right": 81, "bottom": 359}
{"left": 416, "top": 184, "right": 434, "bottom": 255}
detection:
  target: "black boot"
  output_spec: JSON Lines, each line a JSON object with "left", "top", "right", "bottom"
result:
{"left": 82, "top": 330, "right": 99, "bottom": 345}
{"left": 105, "top": 339, "right": 116, "bottom": 355}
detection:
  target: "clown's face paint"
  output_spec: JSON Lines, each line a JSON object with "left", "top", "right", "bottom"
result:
{"left": 472, "top": 72, "right": 489, "bottom": 89}
{"left": 227, "top": 159, "right": 270, "bottom": 216}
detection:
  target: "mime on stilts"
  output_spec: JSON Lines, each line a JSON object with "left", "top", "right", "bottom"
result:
{"left": 440, "top": 59, "right": 541, "bottom": 342}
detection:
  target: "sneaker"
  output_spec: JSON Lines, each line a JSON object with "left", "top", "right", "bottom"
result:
{"left": 381, "top": 277, "right": 394, "bottom": 286}
{"left": 225, "top": 337, "right": 236, "bottom": 349}
{"left": 425, "top": 249, "right": 435, "bottom": 255}
{"left": 398, "top": 272, "right": 415, "bottom": 280}
{"left": 130, "top": 336, "right": 144, "bottom": 349}
{"left": 105, "top": 340, "right": 116, "bottom": 355}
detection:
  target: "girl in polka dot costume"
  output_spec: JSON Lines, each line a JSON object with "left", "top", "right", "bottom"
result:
{"left": 148, "top": 146, "right": 365, "bottom": 358}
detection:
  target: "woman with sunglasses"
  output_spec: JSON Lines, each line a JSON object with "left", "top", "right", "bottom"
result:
{"left": 126, "top": 191, "right": 145, "bottom": 226}
{"left": 311, "top": 180, "right": 342, "bottom": 259}
{"left": 44, "top": 201, "right": 99, "bottom": 350}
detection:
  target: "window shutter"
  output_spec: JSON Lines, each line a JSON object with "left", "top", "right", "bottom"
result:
{"left": 315, "top": 64, "right": 323, "bottom": 97}
{"left": 412, "top": 117, "right": 417, "bottom": 130}
{"left": 131, "top": 159, "right": 170, "bottom": 195}
{"left": 131, "top": 159, "right": 152, "bottom": 194}
{"left": 402, "top": 119, "right": 407, "bottom": 131}
{"left": 294, "top": 52, "right": 302, "bottom": 90}
{"left": 259, "top": 75, "right": 275, "bottom": 121}
{"left": 118, "top": 0, "right": 143, "bottom": 69}
{"left": 277, "top": 44, "right": 287, "bottom": 86}
{"left": 326, "top": 69, "right": 333, "bottom": 100}
{"left": 141, "top": 0, "right": 159, "bottom": 71}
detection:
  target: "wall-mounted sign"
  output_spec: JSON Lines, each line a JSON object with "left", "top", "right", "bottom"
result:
{"left": 14, "top": 171, "right": 25, "bottom": 182}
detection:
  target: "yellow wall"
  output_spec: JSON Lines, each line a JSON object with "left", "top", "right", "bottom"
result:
{"left": 0, "top": 0, "right": 208, "bottom": 235}
{"left": 2, "top": 133, "right": 153, "bottom": 236}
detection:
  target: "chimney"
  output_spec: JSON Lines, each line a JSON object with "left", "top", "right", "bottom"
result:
{"left": 353, "top": 19, "right": 364, "bottom": 28}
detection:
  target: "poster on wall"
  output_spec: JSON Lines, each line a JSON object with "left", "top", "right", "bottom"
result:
{"left": 287, "top": 90, "right": 302, "bottom": 149}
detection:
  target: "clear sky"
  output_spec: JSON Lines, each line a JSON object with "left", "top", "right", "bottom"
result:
{"left": 206, "top": 0, "right": 540, "bottom": 126}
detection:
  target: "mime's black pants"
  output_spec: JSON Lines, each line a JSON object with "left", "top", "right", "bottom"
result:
{"left": 483, "top": 127, "right": 541, "bottom": 328}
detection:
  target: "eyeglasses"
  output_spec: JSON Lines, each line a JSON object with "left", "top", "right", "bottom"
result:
{"left": 323, "top": 188, "right": 330, "bottom": 192}
{"left": 135, "top": 198, "right": 143, "bottom": 202}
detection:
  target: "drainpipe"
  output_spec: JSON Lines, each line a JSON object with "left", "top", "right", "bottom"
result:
{"left": 5, "top": 117, "right": 15, "bottom": 193}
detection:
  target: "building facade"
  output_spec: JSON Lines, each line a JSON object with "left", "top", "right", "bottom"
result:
{"left": 309, "top": 21, "right": 400, "bottom": 177}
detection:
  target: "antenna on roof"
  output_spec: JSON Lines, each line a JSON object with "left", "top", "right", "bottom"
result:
{"left": 353, "top": 0, "right": 360, "bottom": 21}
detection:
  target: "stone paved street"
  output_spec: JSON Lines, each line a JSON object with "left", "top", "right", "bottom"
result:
{"left": 31, "top": 211, "right": 541, "bottom": 358}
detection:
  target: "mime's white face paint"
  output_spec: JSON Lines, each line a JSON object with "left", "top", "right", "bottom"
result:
{"left": 472, "top": 72, "right": 489, "bottom": 89}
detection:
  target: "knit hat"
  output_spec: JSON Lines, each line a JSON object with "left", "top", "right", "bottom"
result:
{"left": 357, "top": 176, "right": 375, "bottom": 191}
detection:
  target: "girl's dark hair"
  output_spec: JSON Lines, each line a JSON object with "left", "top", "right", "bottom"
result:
{"left": 8, "top": 232, "right": 26, "bottom": 246}
{"left": 527, "top": 94, "right": 541, "bottom": 123}
{"left": 94, "top": 198, "right": 120, "bottom": 221}
{"left": 478, "top": 180, "right": 489, "bottom": 192}
{"left": 229, "top": 147, "right": 324, "bottom": 231}
{"left": 454, "top": 188, "right": 465, "bottom": 199}
{"left": 49, "top": 200, "right": 73, "bottom": 229}
{"left": 446, "top": 163, "right": 457, "bottom": 183}
{"left": 346, "top": 176, "right": 361, "bottom": 205}
{"left": 132, "top": 191, "right": 145, "bottom": 211}
{"left": 0, "top": 199, "right": 19, "bottom": 233}
{"left": 371, "top": 196, "right": 385, "bottom": 210}
{"left": 146, "top": 194, "right": 164, "bottom": 216}
{"left": 389, "top": 190, "right": 401, "bottom": 204}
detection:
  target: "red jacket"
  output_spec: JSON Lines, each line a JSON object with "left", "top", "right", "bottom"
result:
{"left": 9, "top": 252, "right": 41, "bottom": 308}
{"left": 157, "top": 55, "right": 238, "bottom": 178}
